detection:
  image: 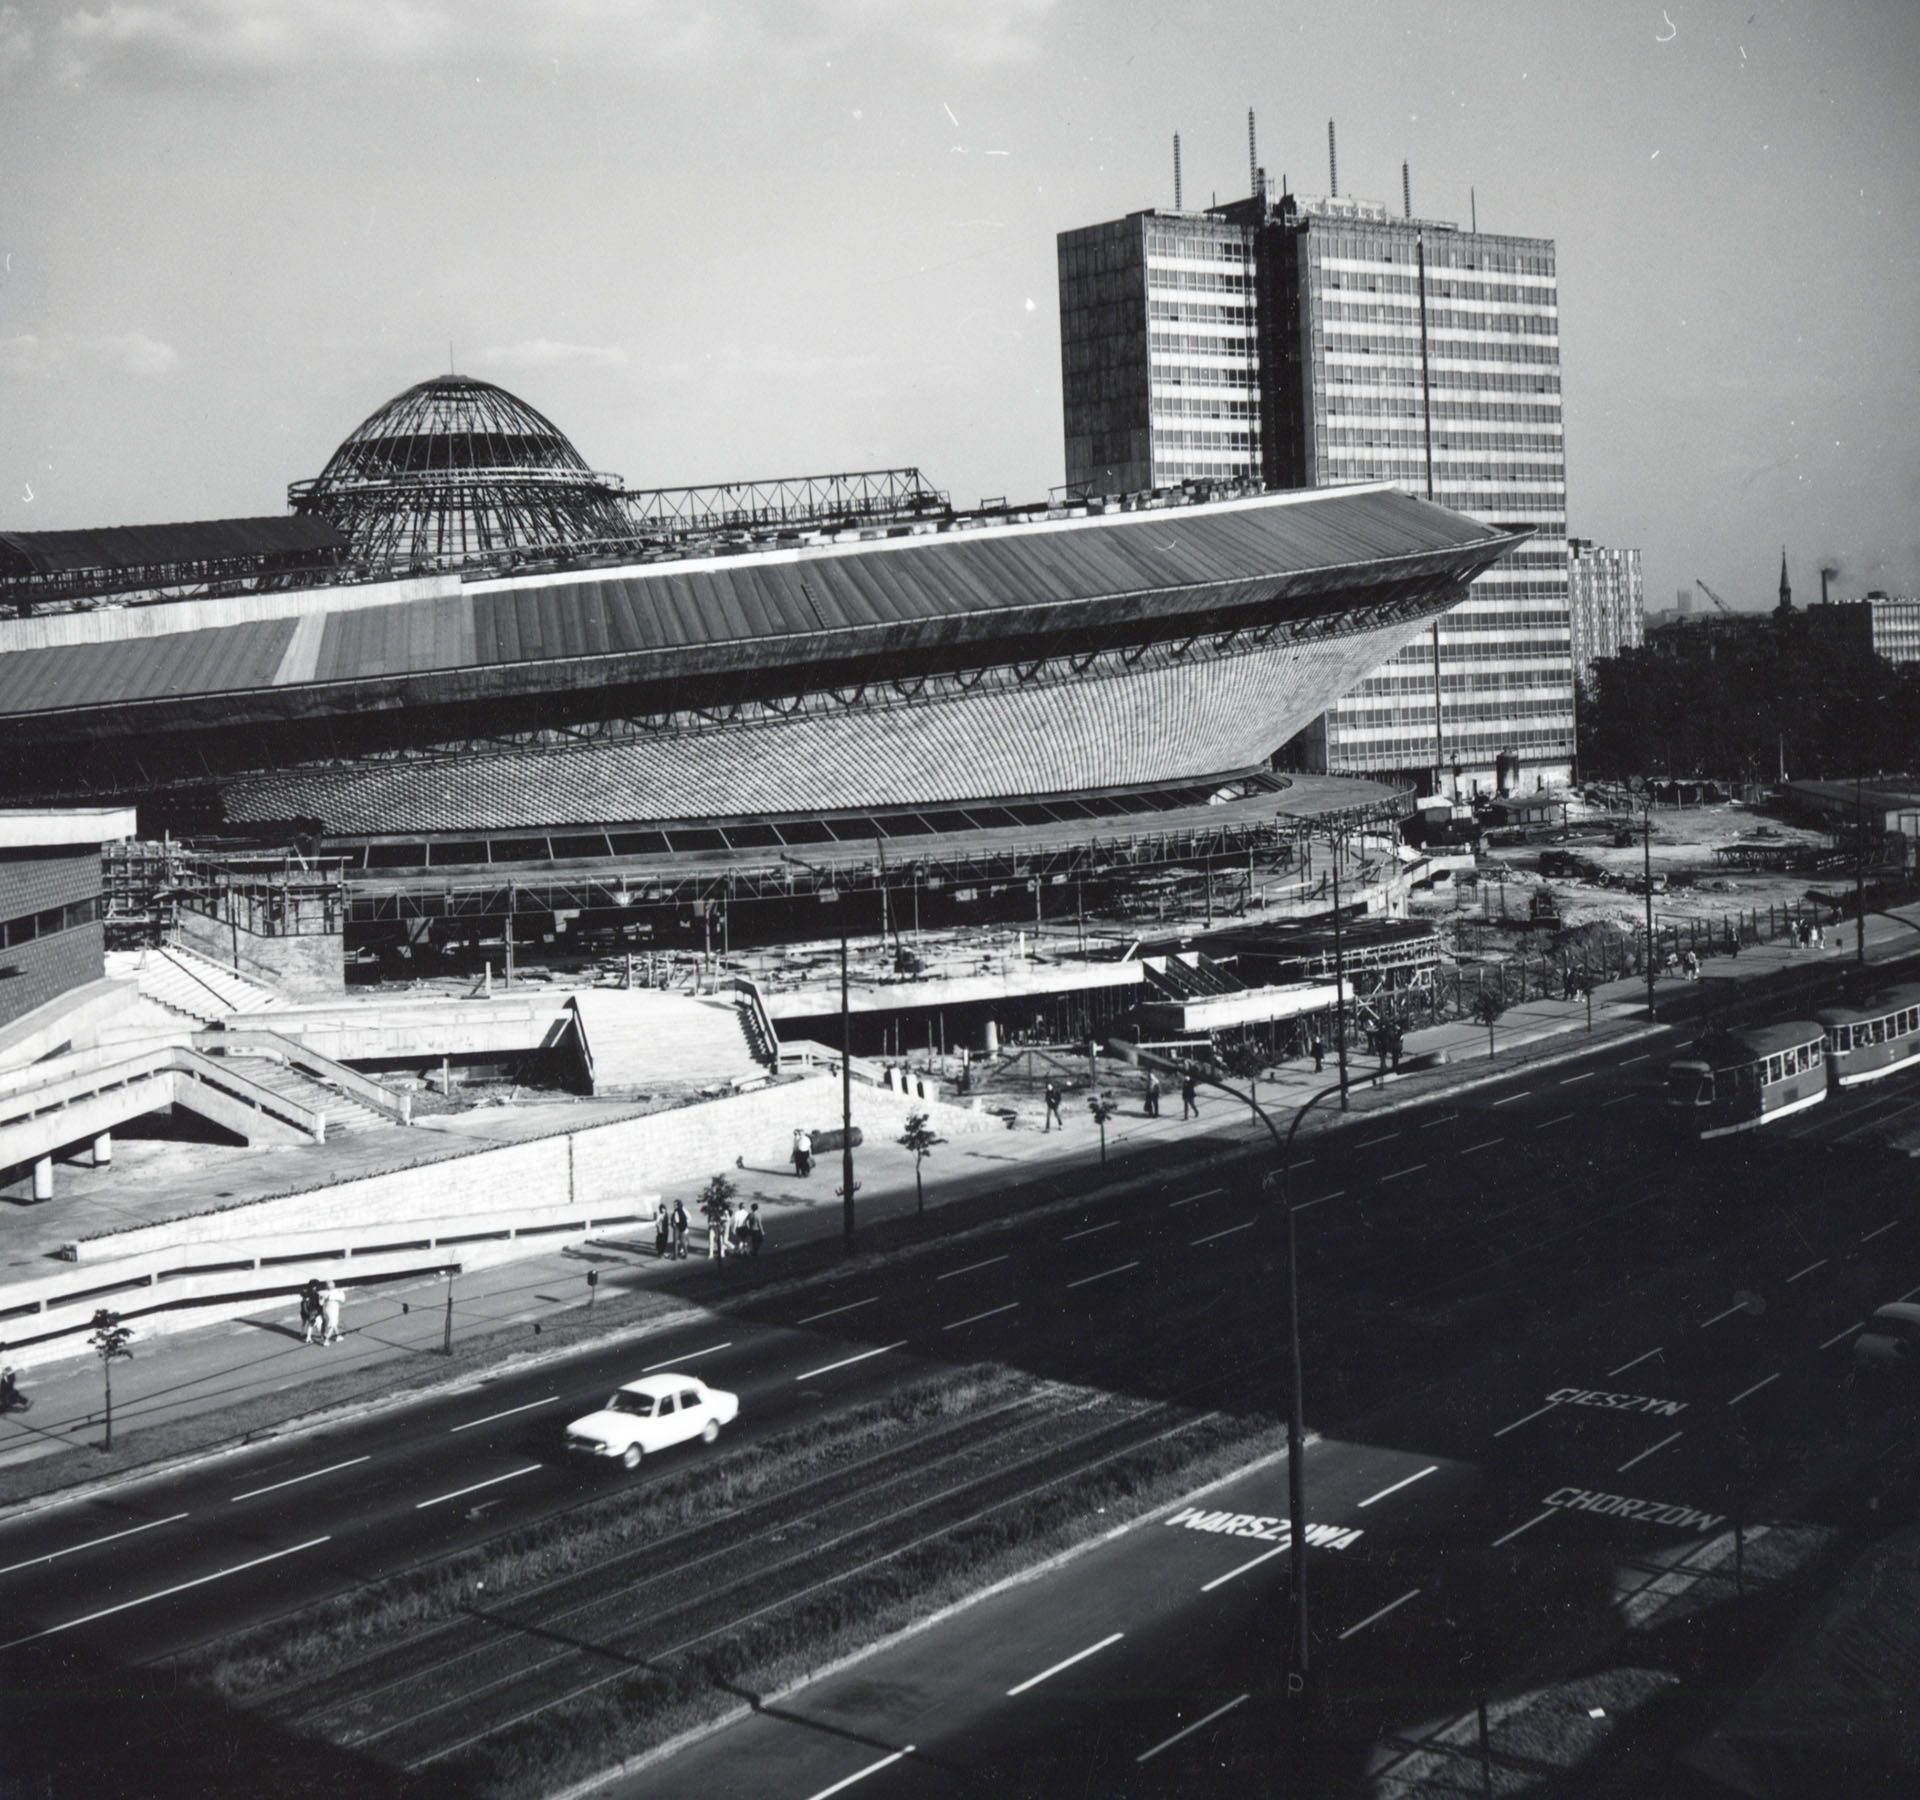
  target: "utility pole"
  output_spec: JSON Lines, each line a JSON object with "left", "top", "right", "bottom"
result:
{"left": 840, "top": 926, "right": 857, "bottom": 1253}
{"left": 1857, "top": 774, "right": 1869, "bottom": 968}
{"left": 1643, "top": 801, "right": 1657, "bottom": 1020}
{"left": 1330, "top": 829, "right": 1350, "bottom": 1112}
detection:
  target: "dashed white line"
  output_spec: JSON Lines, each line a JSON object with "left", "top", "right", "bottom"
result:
{"left": 937, "top": 1254, "right": 1009, "bottom": 1281}
{"left": 1493, "top": 1401, "right": 1559, "bottom": 1438}
{"left": 450, "top": 1397, "right": 555, "bottom": 1434}
{"left": 232, "top": 1456, "right": 372, "bottom": 1499}
{"left": 642, "top": 1341, "right": 733, "bottom": 1372}
{"left": 1820, "top": 1321, "right": 1864, "bottom": 1350}
{"left": 1136, "top": 1693, "right": 1250, "bottom": 1764}
{"left": 1420, "top": 1114, "right": 1458, "bottom": 1130}
{"left": 795, "top": 1341, "right": 910, "bottom": 1382}
{"left": 1620, "top": 1053, "right": 1651, "bottom": 1065}
{"left": 1859, "top": 1219, "right": 1898, "bottom": 1244}
{"left": 1491, "top": 1091, "right": 1531, "bottom": 1107}
{"left": 1192, "top": 1222, "right": 1255, "bottom": 1246}
{"left": 1337, "top": 1587, "right": 1420, "bottom": 1641}
{"left": 1358, "top": 1133, "right": 1401, "bottom": 1148}
{"left": 0, "top": 1536, "right": 331, "bottom": 1649}
{"left": 1460, "top": 1138, "right": 1504, "bottom": 1156}
{"left": 1534, "top": 1113, "right": 1575, "bottom": 1131}
{"left": 1608, "top": 1346, "right": 1664, "bottom": 1378}
{"left": 1199, "top": 1541, "right": 1291, "bottom": 1593}
{"left": 1170, "top": 1186, "right": 1226, "bottom": 1209}
{"left": 1062, "top": 1220, "right": 1120, "bottom": 1242}
{"left": 1602, "top": 1093, "right": 1636, "bottom": 1107}
{"left": 1558, "top": 1070, "right": 1597, "bottom": 1085}
{"left": 1007, "top": 1631, "right": 1124, "bottom": 1696}
{"left": 1490, "top": 1509, "right": 1554, "bottom": 1548}
{"left": 1294, "top": 1189, "right": 1343, "bottom": 1211}
{"left": 1378, "top": 1163, "right": 1427, "bottom": 1185}
{"left": 1358, "top": 1465, "right": 1437, "bottom": 1508}
{"left": 1700, "top": 1300, "right": 1745, "bottom": 1329}
{"left": 803, "top": 1745, "right": 917, "bottom": 1800}
{"left": 1617, "top": 1431, "right": 1683, "bottom": 1473}
{"left": 796, "top": 1297, "right": 879, "bottom": 1326}
{"left": 1727, "top": 1373, "right": 1779, "bottom": 1408}
{"left": 943, "top": 1302, "right": 1020, "bottom": 1332}
{"left": 1067, "top": 1261, "right": 1142, "bottom": 1289}
{"left": 415, "top": 1465, "right": 541, "bottom": 1510}
{"left": 0, "top": 1511, "right": 190, "bottom": 1578}
{"left": 1786, "top": 1260, "right": 1828, "bottom": 1285}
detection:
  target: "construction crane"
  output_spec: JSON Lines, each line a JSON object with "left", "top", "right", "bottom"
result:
{"left": 1694, "top": 577, "right": 1738, "bottom": 617}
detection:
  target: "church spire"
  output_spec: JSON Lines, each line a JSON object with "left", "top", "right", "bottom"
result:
{"left": 1777, "top": 547, "right": 1793, "bottom": 613}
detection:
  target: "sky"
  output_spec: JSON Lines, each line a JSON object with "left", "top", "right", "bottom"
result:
{"left": 2, "top": 0, "right": 1917, "bottom": 613}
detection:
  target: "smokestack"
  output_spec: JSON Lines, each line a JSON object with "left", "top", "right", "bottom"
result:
{"left": 1248, "top": 109, "right": 1258, "bottom": 197}
{"left": 1402, "top": 160, "right": 1412, "bottom": 219}
{"left": 1328, "top": 119, "right": 1338, "bottom": 196}
{"left": 1470, "top": 185, "right": 1477, "bottom": 232}
{"left": 1821, "top": 567, "right": 1835, "bottom": 606}
{"left": 1173, "top": 132, "right": 1182, "bottom": 210}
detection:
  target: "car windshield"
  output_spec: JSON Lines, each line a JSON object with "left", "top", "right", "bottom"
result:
{"left": 606, "top": 1391, "right": 658, "bottom": 1416}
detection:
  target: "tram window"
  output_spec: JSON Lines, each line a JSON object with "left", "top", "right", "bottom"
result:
{"left": 1764, "top": 1055, "right": 1780, "bottom": 1083}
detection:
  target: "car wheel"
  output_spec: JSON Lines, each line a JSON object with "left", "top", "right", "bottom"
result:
{"left": 702, "top": 1419, "right": 721, "bottom": 1445}
{"left": 621, "top": 1443, "right": 643, "bottom": 1472}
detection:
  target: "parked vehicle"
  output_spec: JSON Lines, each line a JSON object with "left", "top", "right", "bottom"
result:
{"left": 565, "top": 1373, "right": 739, "bottom": 1470}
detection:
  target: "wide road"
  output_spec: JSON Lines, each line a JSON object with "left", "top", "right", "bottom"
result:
{"left": 2, "top": 1008, "right": 1915, "bottom": 1792}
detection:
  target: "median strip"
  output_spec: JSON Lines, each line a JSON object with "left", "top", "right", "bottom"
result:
{"left": 1007, "top": 1630, "right": 1124, "bottom": 1696}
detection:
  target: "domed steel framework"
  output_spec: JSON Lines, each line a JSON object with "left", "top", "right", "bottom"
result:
{"left": 289, "top": 374, "right": 629, "bottom": 570}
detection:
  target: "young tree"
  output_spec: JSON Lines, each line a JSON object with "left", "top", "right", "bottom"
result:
{"left": 1471, "top": 990, "right": 1507, "bottom": 1061}
{"left": 1087, "top": 1091, "right": 1119, "bottom": 1164}
{"left": 698, "top": 1174, "right": 737, "bottom": 1256}
{"left": 88, "top": 1308, "right": 134, "bottom": 1451}
{"left": 897, "top": 1110, "right": 943, "bottom": 1216}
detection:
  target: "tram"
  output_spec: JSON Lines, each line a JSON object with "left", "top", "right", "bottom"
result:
{"left": 1665, "top": 1021, "right": 1830, "bottom": 1138}
{"left": 1817, "top": 985, "right": 1920, "bottom": 1087}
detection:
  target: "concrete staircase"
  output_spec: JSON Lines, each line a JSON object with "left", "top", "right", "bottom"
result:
{"left": 109, "top": 944, "right": 290, "bottom": 1024}
{"left": 216, "top": 1057, "right": 391, "bottom": 1138}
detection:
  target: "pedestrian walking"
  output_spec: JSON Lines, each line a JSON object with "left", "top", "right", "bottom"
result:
{"left": 1684, "top": 949, "right": 1700, "bottom": 981}
{"left": 654, "top": 1200, "right": 671, "bottom": 1260}
{"left": 671, "top": 1200, "right": 689, "bottom": 1260}
{"left": 1813, "top": 921, "right": 1825, "bottom": 950}
{"left": 744, "top": 1203, "right": 765, "bottom": 1258}
{"left": 298, "top": 1278, "right": 322, "bottom": 1345}
{"left": 1181, "top": 1070, "right": 1199, "bottom": 1120}
{"left": 792, "top": 1128, "right": 806, "bottom": 1177}
{"left": 1043, "top": 1080, "right": 1064, "bottom": 1131}
{"left": 1310, "top": 1034, "right": 1325, "bottom": 1074}
{"left": 722, "top": 1201, "right": 740, "bottom": 1256}
{"left": 797, "top": 1129, "right": 813, "bottom": 1176}
{"left": 1143, "top": 1072, "right": 1160, "bottom": 1117}
{"left": 319, "top": 1281, "right": 343, "bottom": 1346}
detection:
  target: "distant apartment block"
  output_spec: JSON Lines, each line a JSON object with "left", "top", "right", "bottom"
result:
{"left": 1811, "top": 592, "right": 1920, "bottom": 665}
{"left": 1568, "top": 538, "right": 1645, "bottom": 679}
{"left": 1059, "top": 176, "right": 1571, "bottom": 793}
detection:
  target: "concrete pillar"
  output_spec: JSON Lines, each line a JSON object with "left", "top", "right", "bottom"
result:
{"left": 31, "top": 1156, "right": 53, "bottom": 1203}
{"left": 982, "top": 1018, "right": 999, "bottom": 1055}
{"left": 92, "top": 1132, "right": 112, "bottom": 1169}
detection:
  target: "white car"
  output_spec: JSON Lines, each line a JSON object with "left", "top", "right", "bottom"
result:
{"left": 565, "top": 1373, "right": 740, "bottom": 1470}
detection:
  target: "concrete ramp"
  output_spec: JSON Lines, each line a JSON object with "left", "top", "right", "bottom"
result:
{"left": 568, "top": 990, "right": 763, "bottom": 1095}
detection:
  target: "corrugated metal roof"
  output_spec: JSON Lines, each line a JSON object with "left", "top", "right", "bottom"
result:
{"left": 0, "top": 516, "right": 344, "bottom": 577}
{"left": 0, "top": 619, "right": 296, "bottom": 716}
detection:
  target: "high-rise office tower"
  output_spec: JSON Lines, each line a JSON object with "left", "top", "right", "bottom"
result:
{"left": 1058, "top": 152, "right": 1573, "bottom": 793}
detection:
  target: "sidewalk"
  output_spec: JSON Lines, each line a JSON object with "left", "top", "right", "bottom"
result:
{"left": 6, "top": 903, "right": 1917, "bottom": 1500}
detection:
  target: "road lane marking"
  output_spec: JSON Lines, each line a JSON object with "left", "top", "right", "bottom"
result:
{"left": 1608, "top": 1347, "right": 1664, "bottom": 1378}
{"left": 1007, "top": 1631, "right": 1124, "bottom": 1696}
{"left": 1727, "top": 1373, "right": 1779, "bottom": 1407}
{"left": 1493, "top": 1402, "right": 1558, "bottom": 1438}
{"left": 415, "top": 1465, "right": 541, "bottom": 1510}
{"left": 1621, "top": 1053, "right": 1651, "bottom": 1065}
{"left": 943, "top": 1302, "right": 1020, "bottom": 1332}
{"left": 1491, "top": 1091, "right": 1531, "bottom": 1107}
{"left": 796, "top": 1297, "right": 878, "bottom": 1326}
{"left": 450, "top": 1398, "right": 556, "bottom": 1434}
{"left": 1559, "top": 1070, "right": 1597, "bottom": 1085}
{"left": 1534, "top": 1113, "right": 1575, "bottom": 1131}
{"left": 1190, "top": 1222, "right": 1254, "bottom": 1247}
{"left": 1062, "top": 1220, "right": 1119, "bottom": 1242}
{"left": 1786, "top": 1260, "right": 1828, "bottom": 1284}
{"left": 1617, "top": 1431, "right": 1683, "bottom": 1473}
{"left": 642, "top": 1341, "right": 733, "bottom": 1372}
{"left": 1, "top": 1536, "right": 330, "bottom": 1648}
{"left": 1359, "top": 1465, "right": 1437, "bottom": 1508}
{"left": 1860, "top": 1219, "right": 1898, "bottom": 1244}
{"left": 1700, "top": 1301, "right": 1745, "bottom": 1328}
{"left": 1338, "top": 1587, "right": 1420, "bottom": 1641}
{"left": 1820, "top": 1322, "right": 1863, "bottom": 1350}
{"left": 795, "top": 1341, "right": 909, "bottom": 1382}
{"left": 0, "top": 1511, "right": 190, "bottom": 1578}
{"left": 1067, "top": 1261, "right": 1141, "bottom": 1289}
{"left": 1200, "top": 1542, "right": 1291, "bottom": 1593}
{"left": 1602, "top": 1093, "right": 1635, "bottom": 1107}
{"left": 1170, "top": 1186, "right": 1225, "bottom": 1209}
{"left": 1461, "top": 1139, "right": 1503, "bottom": 1156}
{"left": 1136, "top": 1693, "right": 1250, "bottom": 1764}
{"left": 1490, "top": 1510, "right": 1554, "bottom": 1548}
{"left": 1420, "top": 1114, "right": 1457, "bottom": 1130}
{"left": 936, "top": 1254, "right": 1009, "bottom": 1280}
{"left": 231, "top": 1457, "right": 371, "bottom": 1500}
{"left": 1294, "top": 1190, "right": 1342, "bottom": 1211}
{"left": 1378, "top": 1163, "right": 1427, "bottom": 1184}
{"left": 803, "top": 1746, "right": 917, "bottom": 1800}
{"left": 1358, "top": 1133, "right": 1400, "bottom": 1148}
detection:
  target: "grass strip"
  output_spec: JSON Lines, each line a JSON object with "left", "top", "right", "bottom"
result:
{"left": 184, "top": 1364, "right": 1034, "bottom": 1700}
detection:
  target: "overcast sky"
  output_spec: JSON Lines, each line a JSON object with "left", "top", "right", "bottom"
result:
{"left": 2, "top": 0, "right": 1916, "bottom": 612}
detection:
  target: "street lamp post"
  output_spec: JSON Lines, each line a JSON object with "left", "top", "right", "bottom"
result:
{"left": 1643, "top": 801, "right": 1658, "bottom": 1021}
{"left": 1329, "top": 828, "right": 1350, "bottom": 1113}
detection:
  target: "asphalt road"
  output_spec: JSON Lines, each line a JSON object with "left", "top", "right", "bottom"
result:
{"left": 3, "top": 1011, "right": 1917, "bottom": 1795}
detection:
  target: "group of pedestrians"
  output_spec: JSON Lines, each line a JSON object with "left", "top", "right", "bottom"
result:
{"left": 654, "top": 1199, "right": 691, "bottom": 1260}
{"left": 297, "top": 1278, "right": 344, "bottom": 1346}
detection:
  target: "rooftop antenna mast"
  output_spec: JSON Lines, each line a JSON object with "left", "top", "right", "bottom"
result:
{"left": 1173, "top": 132, "right": 1183, "bottom": 209}
{"left": 1328, "top": 119, "right": 1338, "bottom": 196}
{"left": 1248, "top": 108, "right": 1258, "bottom": 196}
{"left": 1470, "top": 185, "right": 1477, "bottom": 232}
{"left": 1402, "top": 160, "right": 1412, "bottom": 219}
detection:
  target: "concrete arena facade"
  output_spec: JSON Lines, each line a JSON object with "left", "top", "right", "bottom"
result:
{"left": 222, "top": 617, "right": 1444, "bottom": 834}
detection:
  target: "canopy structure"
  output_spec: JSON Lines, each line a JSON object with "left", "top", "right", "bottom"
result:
{"left": 0, "top": 517, "right": 345, "bottom": 610}
{"left": 288, "top": 373, "right": 630, "bottom": 570}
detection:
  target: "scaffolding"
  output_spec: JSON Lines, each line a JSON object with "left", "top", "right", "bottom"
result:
{"left": 619, "top": 468, "right": 950, "bottom": 540}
